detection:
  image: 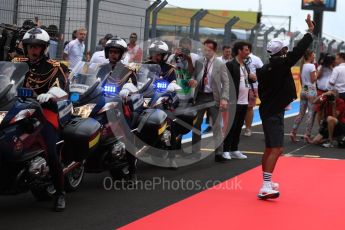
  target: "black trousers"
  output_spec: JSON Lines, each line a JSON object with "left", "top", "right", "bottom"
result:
{"left": 339, "top": 92, "right": 345, "bottom": 101}
{"left": 223, "top": 104, "right": 248, "bottom": 152}
{"left": 192, "top": 93, "right": 222, "bottom": 154}
{"left": 41, "top": 122, "right": 65, "bottom": 194}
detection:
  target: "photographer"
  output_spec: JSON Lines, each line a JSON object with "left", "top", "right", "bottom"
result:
{"left": 312, "top": 91, "right": 345, "bottom": 148}
{"left": 167, "top": 37, "right": 199, "bottom": 101}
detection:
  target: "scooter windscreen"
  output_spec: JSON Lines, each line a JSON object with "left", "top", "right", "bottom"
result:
{"left": 69, "top": 61, "right": 102, "bottom": 103}
{"left": 0, "top": 61, "right": 29, "bottom": 104}
{"left": 135, "top": 64, "right": 161, "bottom": 95}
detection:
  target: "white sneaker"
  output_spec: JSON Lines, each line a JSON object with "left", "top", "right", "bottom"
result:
{"left": 230, "top": 151, "right": 248, "bottom": 159}
{"left": 322, "top": 141, "right": 336, "bottom": 148}
{"left": 258, "top": 183, "right": 280, "bottom": 200}
{"left": 244, "top": 128, "right": 252, "bottom": 137}
{"left": 222, "top": 152, "right": 231, "bottom": 160}
{"left": 271, "top": 182, "right": 279, "bottom": 191}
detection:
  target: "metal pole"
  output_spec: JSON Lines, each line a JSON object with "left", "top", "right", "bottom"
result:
{"left": 288, "top": 16, "right": 291, "bottom": 33}
{"left": 249, "top": 23, "right": 261, "bottom": 45}
{"left": 85, "top": 0, "right": 93, "bottom": 52}
{"left": 139, "top": 17, "right": 143, "bottom": 43}
{"left": 57, "top": 0, "right": 68, "bottom": 59}
{"left": 194, "top": 10, "right": 208, "bottom": 41}
{"left": 89, "top": 0, "right": 101, "bottom": 54}
{"left": 151, "top": 0, "right": 168, "bottom": 39}
{"left": 327, "top": 39, "right": 336, "bottom": 54}
{"left": 289, "top": 31, "right": 301, "bottom": 51}
{"left": 13, "top": 0, "right": 19, "bottom": 25}
{"left": 143, "top": 0, "right": 161, "bottom": 60}
{"left": 252, "top": 24, "right": 265, "bottom": 54}
{"left": 313, "top": 10, "right": 324, "bottom": 38}
{"left": 189, "top": 9, "right": 204, "bottom": 39}
{"left": 274, "top": 28, "right": 286, "bottom": 38}
{"left": 337, "top": 41, "right": 344, "bottom": 53}
{"left": 144, "top": 0, "right": 161, "bottom": 42}
{"left": 223, "top": 16, "right": 240, "bottom": 46}
{"left": 262, "top": 26, "right": 275, "bottom": 63}
{"left": 315, "top": 36, "right": 326, "bottom": 60}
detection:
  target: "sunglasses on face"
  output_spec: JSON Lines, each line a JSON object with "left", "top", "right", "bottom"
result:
{"left": 28, "top": 44, "right": 42, "bottom": 49}
{"left": 109, "top": 49, "right": 121, "bottom": 54}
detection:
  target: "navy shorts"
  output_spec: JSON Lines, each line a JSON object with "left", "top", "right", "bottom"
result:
{"left": 262, "top": 111, "right": 285, "bottom": 148}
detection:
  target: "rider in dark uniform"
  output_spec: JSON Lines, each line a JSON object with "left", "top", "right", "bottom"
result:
{"left": 14, "top": 27, "right": 68, "bottom": 211}
{"left": 145, "top": 40, "right": 176, "bottom": 83}
{"left": 99, "top": 37, "right": 137, "bottom": 89}
{"left": 98, "top": 37, "right": 138, "bottom": 182}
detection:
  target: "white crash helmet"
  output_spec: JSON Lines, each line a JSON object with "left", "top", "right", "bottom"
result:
{"left": 104, "top": 37, "right": 128, "bottom": 59}
{"left": 22, "top": 28, "right": 50, "bottom": 56}
{"left": 149, "top": 40, "right": 169, "bottom": 61}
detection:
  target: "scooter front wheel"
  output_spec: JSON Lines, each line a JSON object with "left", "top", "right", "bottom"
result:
{"left": 64, "top": 163, "right": 85, "bottom": 192}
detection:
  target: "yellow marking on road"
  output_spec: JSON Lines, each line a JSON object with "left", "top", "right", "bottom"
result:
{"left": 303, "top": 155, "right": 320, "bottom": 158}
{"left": 201, "top": 149, "right": 264, "bottom": 155}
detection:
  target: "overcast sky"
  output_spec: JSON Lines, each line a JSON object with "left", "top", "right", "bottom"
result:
{"left": 167, "top": 0, "right": 344, "bottom": 40}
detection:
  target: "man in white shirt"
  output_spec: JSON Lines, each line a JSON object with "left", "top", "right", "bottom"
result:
{"left": 217, "top": 45, "right": 232, "bottom": 64}
{"left": 127, "top": 33, "right": 143, "bottom": 63}
{"left": 63, "top": 28, "right": 87, "bottom": 69}
{"left": 90, "top": 34, "right": 113, "bottom": 64}
{"left": 189, "top": 39, "right": 230, "bottom": 162}
{"left": 244, "top": 44, "right": 264, "bottom": 137}
{"left": 223, "top": 41, "right": 256, "bottom": 160}
{"left": 329, "top": 53, "right": 345, "bottom": 101}
{"left": 90, "top": 50, "right": 108, "bottom": 64}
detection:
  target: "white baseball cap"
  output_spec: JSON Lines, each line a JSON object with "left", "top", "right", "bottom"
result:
{"left": 267, "top": 38, "right": 290, "bottom": 55}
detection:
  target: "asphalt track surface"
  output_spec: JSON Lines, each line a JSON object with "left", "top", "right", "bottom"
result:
{"left": 1, "top": 116, "right": 344, "bottom": 230}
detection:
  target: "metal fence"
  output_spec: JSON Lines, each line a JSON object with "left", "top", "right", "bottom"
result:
{"left": 0, "top": 0, "right": 148, "bottom": 59}
{"left": 1, "top": 0, "right": 344, "bottom": 61}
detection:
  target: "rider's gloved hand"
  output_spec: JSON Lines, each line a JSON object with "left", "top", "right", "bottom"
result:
{"left": 37, "top": 93, "right": 54, "bottom": 103}
{"left": 119, "top": 89, "right": 130, "bottom": 99}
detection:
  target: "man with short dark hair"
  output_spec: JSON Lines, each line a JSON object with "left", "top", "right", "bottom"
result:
{"left": 47, "top": 24, "right": 59, "bottom": 59}
{"left": 256, "top": 15, "right": 314, "bottom": 199}
{"left": 223, "top": 41, "right": 255, "bottom": 160}
{"left": 328, "top": 53, "right": 345, "bottom": 101}
{"left": 217, "top": 45, "right": 232, "bottom": 64}
{"left": 63, "top": 27, "right": 87, "bottom": 69}
{"left": 189, "top": 39, "right": 230, "bottom": 162}
{"left": 127, "top": 32, "right": 142, "bottom": 63}
{"left": 244, "top": 43, "right": 264, "bottom": 137}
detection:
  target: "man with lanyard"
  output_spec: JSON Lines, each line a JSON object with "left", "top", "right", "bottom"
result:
{"left": 244, "top": 44, "right": 264, "bottom": 137}
{"left": 14, "top": 28, "right": 69, "bottom": 211}
{"left": 223, "top": 41, "right": 256, "bottom": 161}
{"left": 189, "top": 39, "right": 230, "bottom": 162}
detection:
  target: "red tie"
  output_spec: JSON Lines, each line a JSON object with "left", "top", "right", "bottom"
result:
{"left": 202, "top": 60, "right": 209, "bottom": 91}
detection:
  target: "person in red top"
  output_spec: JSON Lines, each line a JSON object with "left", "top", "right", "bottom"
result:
{"left": 127, "top": 33, "right": 143, "bottom": 63}
{"left": 313, "top": 90, "right": 345, "bottom": 147}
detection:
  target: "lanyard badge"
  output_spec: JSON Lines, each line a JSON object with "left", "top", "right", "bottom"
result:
{"left": 241, "top": 65, "right": 250, "bottom": 88}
